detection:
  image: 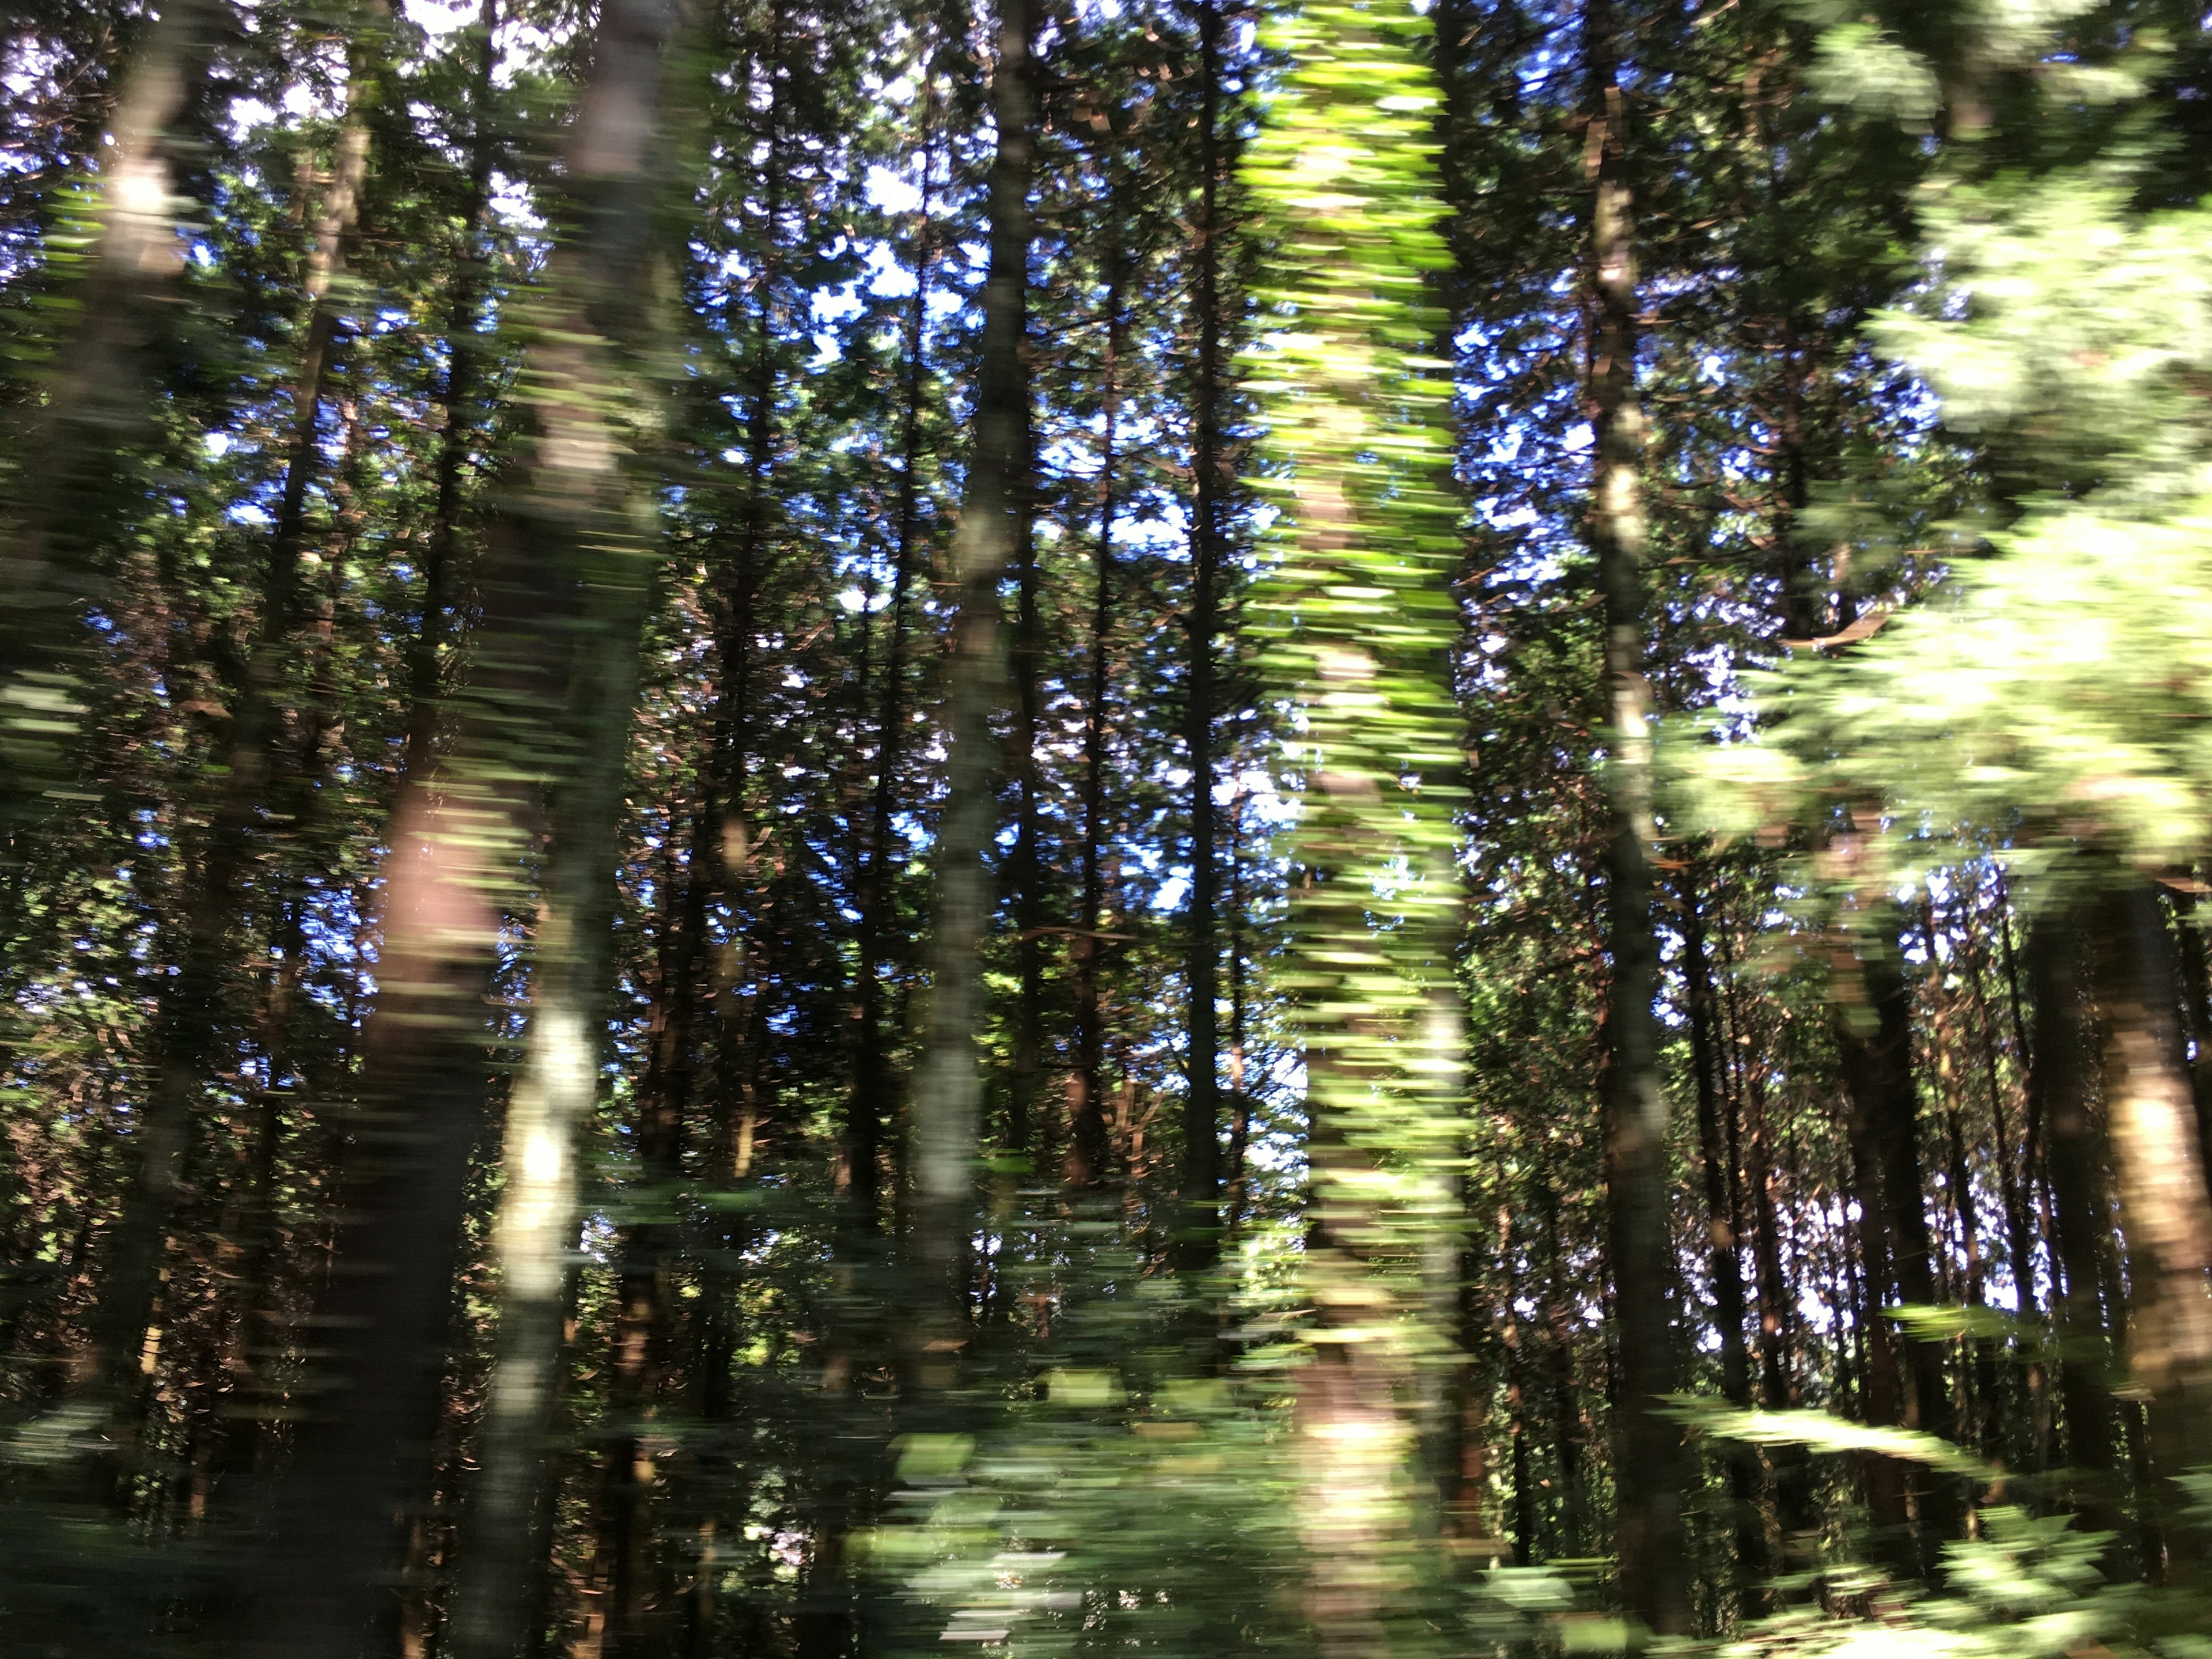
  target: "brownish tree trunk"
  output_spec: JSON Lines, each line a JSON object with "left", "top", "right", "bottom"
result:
{"left": 2093, "top": 880, "right": 2212, "bottom": 1548}
{"left": 2032, "top": 907, "right": 2127, "bottom": 1538}
{"left": 1582, "top": 0, "right": 1688, "bottom": 1627}
{"left": 1176, "top": 0, "right": 1226, "bottom": 1272}
{"left": 909, "top": 0, "right": 1032, "bottom": 1366}
{"left": 1681, "top": 867, "right": 1766, "bottom": 1611}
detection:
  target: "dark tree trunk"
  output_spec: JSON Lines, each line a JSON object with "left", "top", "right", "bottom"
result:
{"left": 2032, "top": 907, "right": 2127, "bottom": 1539}
{"left": 1834, "top": 904, "right": 1961, "bottom": 1569}
{"left": 1176, "top": 0, "right": 1226, "bottom": 1272}
{"left": 847, "top": 82, "right": 940, "bottom": 1234}
{"left": 1066, "top": 181, "right": 1125, "bottom": 1197}
{"left": 1681, "top": 867, "right": 1766, "bottom": 1609}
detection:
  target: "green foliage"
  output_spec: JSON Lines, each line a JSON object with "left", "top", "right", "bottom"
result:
{"left": 1244, "top": 0, "right": 1465, "bottom": 1305}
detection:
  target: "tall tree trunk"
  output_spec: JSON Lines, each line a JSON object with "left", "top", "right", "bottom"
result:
{"left": 1681, "top": 867, "right": 1765, "bottom": 1611}
{"left": 1066, "top": 180, "right": 1125, "bottom": 1197}
{"left": 1176, "top": 0, "right": 1226, "bottom": 1272}
{"left": 237, "top": 0, "right": 683, "bottom": 1645}
{"left": 1540, "top": 1184, "right": 1586, "bottom": 1558}
{"left": 1582, "top": 0, "right": 1688, "bottom": 1629}
{"left": 2031, "top": 906, "right": 2127, "bottom": 1538}
{"left": 847, "top": 79, "right": 939, "bottom": 1233}
{"left": 2093, "top": 879, "right": 2212, "bottom": 1543}
{"left": 910, "top": 0, "right": 1032, "bottom": 1368}
{"left": 401, "top": 0, "right": 502, "bottom": 791}
{"left": 1833, "top": 894, "right": 1961, "bottom": 1569}
{"left": 1969, "top": 878, "right": 2043, "bottom": 1463}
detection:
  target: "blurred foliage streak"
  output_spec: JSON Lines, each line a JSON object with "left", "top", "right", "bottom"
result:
{"left": 1243, "top": 1, "right": 1465, "bottom": 1652}
{"left": 0, "top": 0, "right": 221, "bottom": 825}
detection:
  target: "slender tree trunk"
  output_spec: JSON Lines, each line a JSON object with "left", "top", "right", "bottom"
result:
{"left": 1066, "top": 187, "right": 1124, "bottom": 1197}
{"left": 1540, "top": 1184, "right": 1586, "bottom": 1558}
{"left": 2032, "top": 907, "right": 2126, "bottom": 1537}
{"left": 240, "top": 0, "right": 682, "bottom": 1645}
{"left": 910, "top": 0, "right": 1032, "bottom": 1367}
{"left": 1582, "top": 0, "right": 1688, "bottom": 1628}
{"left": 402, "top": 0, "right": 501, "bottom": 791}
{"left": 847, "top": 83, "right": 938, "bottom": 1234}
{"left": 1176, "top": 0, "right": 1226, "bottom": 1272}
{"left": 1681, "top": 868, "right": 1765, "bottom": 1611}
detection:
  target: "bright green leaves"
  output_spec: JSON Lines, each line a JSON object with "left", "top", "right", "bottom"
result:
{"left": 1681, "top": 176, "right": 2212, "bottom": 884}
{"left": 1241, "top": 5, "right": 1466, "bottom": 1635}
{"left": 1243, "top": 0, "right": 1465, "bottom": 1284}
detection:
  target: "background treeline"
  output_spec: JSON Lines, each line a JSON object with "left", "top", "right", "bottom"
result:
{"left": 3, "top": 0, "right": 2212, "bottom": 1654}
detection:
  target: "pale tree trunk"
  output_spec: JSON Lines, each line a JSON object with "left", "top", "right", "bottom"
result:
{"left": 1582, "top": 0, "right": 1690, "bottom": 1630}
{"left": 909, "top": 0, "right": 1031, "bottom": 1370}
{"left": 2094, "top": 878, "right": 2212, "bottom": 1559}
{"left": 239, "top": 0, "right": 684, "bottom": 1648}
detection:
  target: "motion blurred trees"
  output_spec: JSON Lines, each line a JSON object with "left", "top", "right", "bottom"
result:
{"left": 3, "top": 0, "right": 2212, "bottom": 1653}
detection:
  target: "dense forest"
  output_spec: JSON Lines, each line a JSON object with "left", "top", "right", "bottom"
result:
{"left": 5, "top": 0, "right": 2212, "bottom": 1652}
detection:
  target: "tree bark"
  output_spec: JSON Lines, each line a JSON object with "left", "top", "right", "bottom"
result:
{"left": 0, "top": 0, "right": 221, "bottom": 820}
{"left": 1681, "top": 866, "right": 1766, "bottom": 1610}
{"left": 847, "top": 77, "right": 939, "bottom": 1234}
{"left": 1176, "top": 0, "right": 1226, "bottom": 1272}
{"left": 1066, "top": 177, "right": 1125, "bottom": 1198}
{"left": 2093, "top": 880, "right": 2212, "bottom": 1541}
{"left": 1582, "top": 0, "right": 1688, "bottom": 1628}
{"left": 2031, "top": 906, "right": 2126, "bottom": 1536}
{"left": 82, "top": 20, "right": 382, "bottom": 1477}
{"left": 909, "top": 0, "right": 1032, "bottom": 1367}
{"left": 1833, "top": 900, "right": 1960, "bottom": 1569}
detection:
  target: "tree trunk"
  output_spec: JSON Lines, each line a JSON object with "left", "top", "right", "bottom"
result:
{"left": 238, "top": 0, "right": 683, "bottom": 1646}
{"left": 1176, "top": 0, "right": 1225, "bottom": 1272}
{"left": 1681, "top": 867, "right": 1765, "bottom": 1612}
{"left": 401, "top": 0, "right": 502, "bottom": 792}
{"left": 2031, "top": 906, "right": 2127, "bottom": 1537}
{"left": 1582, "top": 0, "right": 1688, "bottom": 1628}
{"left": 81, "top": 23, "right": 381, "bottom": 1479}
{"left": 847, "top": 78, "right": 939, "bottom": 1234}
{"left": 1066, "top": 181, "right": 1124, "bottom": 1198}
{"left": 2093, "top": 880, "right": 2212, "bottom": 1539}
{"left": 0, "top": 0, "right": 220, "bottom": 818}
{"left": 909, "top": 0, "right": 1032, "bottom": 1368}
{"left": 1833, "top": 902, "right": 1960, "bottom": 1569}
